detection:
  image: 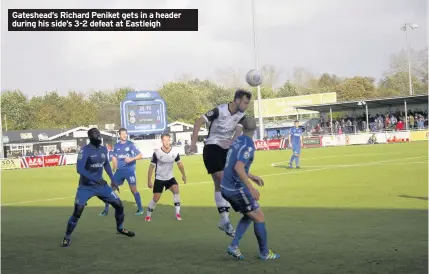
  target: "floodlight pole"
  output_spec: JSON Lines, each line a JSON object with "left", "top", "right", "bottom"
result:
{"left": 252, "top": 0, "right": 264, "bottom": 140}
{"left": 365, "top": 103, "right": 369, "bottom": 132}
{"left": 402, "top": 23, "right": 417, "bottom": 96}
{"left": 404, "top": 100, "right": 408, "bottom": 130}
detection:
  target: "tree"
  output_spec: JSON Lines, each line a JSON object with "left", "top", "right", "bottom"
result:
{"left": 378, "top": 71, "right": 422, "bottom": 95}
{"left": 277, "top": 81, "right": 299, "bottom": 97}
{"left": 1, "top": 90, "right": 32, "bottom": 130}
{"left": 335, "top": 77, "right": 377, "bottom": 101}
{"left": 29, "top": 91, "right": 67, "bottom": 129}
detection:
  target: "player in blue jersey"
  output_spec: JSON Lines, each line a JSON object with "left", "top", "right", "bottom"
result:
{"left": 288, "top": 120, "right": 304, "bottom": 169}
{"left": 100, "top": 128, "right": 143, "bottom": 216}
{"left": 62, "top": 128, "right": 135, "bottom": 247}
{"left": 221, "top": 117, "right": 280, "bottom": 260}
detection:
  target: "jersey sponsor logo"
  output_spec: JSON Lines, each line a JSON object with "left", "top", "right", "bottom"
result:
{"left": 90, "top": 163, "right": 104, "bottom": 168}
{"left": 117, "top": 154, "right": 129, "bottom": 159}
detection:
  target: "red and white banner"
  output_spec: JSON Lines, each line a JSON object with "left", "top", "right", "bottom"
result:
{"left": 21, "top": 156, "right": 44, "bottom": 168}
{"left": 21, "top": 155, "right": 66, "bottom": 168}
{"left": 254, "top": 139, "right": 287, "bottom": 150}
{"left": 44, "top": 154, "right": 66, "bottom": 167}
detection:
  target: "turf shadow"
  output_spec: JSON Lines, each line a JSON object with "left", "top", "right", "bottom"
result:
{"left": 1, "top": 204, "right": 428, "bottom": 274}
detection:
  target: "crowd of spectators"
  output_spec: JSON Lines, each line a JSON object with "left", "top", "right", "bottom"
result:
{"left": 318, "top": 109, "right": 428, "bottom": 134}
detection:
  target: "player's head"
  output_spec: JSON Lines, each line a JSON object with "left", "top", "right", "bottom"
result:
{"left": 242, "top": 117, "right": 257, "bottom": 138}
{"left": 233, "top": 89, "right": 252, "bottom": 113}
{"left": 88, "top": 128, "right": 102, "bottom": 147}
{"left": 161, "top": 133, "right": 171, "bottom": 149}
{"left": 118, "top": 128, "right": 128, "bottom": 142}
{"left": 294, "top": 120, "right": 299, "bottom": 127}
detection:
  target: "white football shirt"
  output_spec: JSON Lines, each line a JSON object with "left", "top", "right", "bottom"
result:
{"left": 151, "top": 147, "right": 181, "bottom": 180}
{"left": 202, "top": 103, "right": 246, "bottom": 149}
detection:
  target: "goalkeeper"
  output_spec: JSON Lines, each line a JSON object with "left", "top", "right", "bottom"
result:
{"left": 61, "top": 128, "right": 135, "bottom": 247}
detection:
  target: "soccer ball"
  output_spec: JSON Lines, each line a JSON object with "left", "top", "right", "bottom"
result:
{"left": 246, "top": 69, "right": 263, "bottom": 87}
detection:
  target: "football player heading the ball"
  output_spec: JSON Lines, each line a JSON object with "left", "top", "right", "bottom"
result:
{"left": 189, "top": 89, "right": 252, "bottom": 237}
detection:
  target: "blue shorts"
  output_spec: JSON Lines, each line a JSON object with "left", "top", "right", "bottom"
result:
{"left": 74, "top": 184, "right": 120, "bottom": 206}
{"left": 221, "top": 187, "right": 259, "bottom": 214}
{"left": 113, "top": 170, "right": 136, "bottom": 186}
{"left": 292, "top": 144, "right": 301, "bottom": 155}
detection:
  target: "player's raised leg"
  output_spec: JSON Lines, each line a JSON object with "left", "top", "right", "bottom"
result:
{"left": 127, "top": 175, "right": 144, "bottom": 215}
{"left": 212, "top": 171, "right": 235, "bottom": 236}
{"left": 98, "top": 184, "right": 135, "bottom": 237}
{"left": 168, "top": 180, "right": 182, "bottom": 220}
{"left": 62, "top": 187, "right": 92, "bottom": 247}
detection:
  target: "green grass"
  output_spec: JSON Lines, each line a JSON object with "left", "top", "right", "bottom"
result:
{"left": 2, "top": 142, "right": 428, "bottom": 274}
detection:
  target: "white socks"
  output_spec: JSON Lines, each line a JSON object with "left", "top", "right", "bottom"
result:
{"left": 173, "top": 194, "right": 181, "bottom": 214}
{"left": 215, "top": 191, "right": 230, "bottom": 223}
{"left": 146, "top": 194, "right": 181, "bottom": 217}
{"left": 147, "top": 199, "right": 157, "bottom": 217}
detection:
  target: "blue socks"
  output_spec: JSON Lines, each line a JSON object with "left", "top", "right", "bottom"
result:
{"left": 295, "top": 155, "right": 300, "bottom": 167}
{"left": 65, "top": 216, "right": 79, "bottom": 238}
{"left": 254, "top": 222, "right": 269, "bottom": 255}
{"left": 104, "top": 203, "right": 109, "bottom": 212}
{"left": 115, "top": 205, "right": 124, "bottom": 230}
{"left": 133, "top": 192, "right": 143, "bottom": 211}
{"left": 231, "top": 215, "right": 252, "bottom": 247}
{"left": 289, "top": 154, "right": 295, "bottom": 165}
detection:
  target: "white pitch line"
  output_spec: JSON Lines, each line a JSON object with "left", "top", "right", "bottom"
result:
{"left": 269, "top": 151, "right": 414, "bottom": 166}
{"left": 2, "top": 156, "right": 426, "bottom": 206}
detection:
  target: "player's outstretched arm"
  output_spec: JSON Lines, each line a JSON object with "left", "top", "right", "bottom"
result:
{"left": 190, "top": 116, "right": 206, "bottom": 147}
{"left": 76, "top": 149, "right": 100, "bottom": 182}
{"left": 191, "top": 108, "right": 219, "bottom": 150}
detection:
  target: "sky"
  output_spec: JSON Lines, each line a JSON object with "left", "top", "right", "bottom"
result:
{"left": 1, "top": 0, "right": 428, "bottom": 96}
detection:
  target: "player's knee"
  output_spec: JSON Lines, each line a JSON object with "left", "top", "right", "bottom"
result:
{"left": 110, "top": 199, "right": 124, "bottom": 210}
{"left": 247, "top": 208, "right": 265, "bottom": 223}
{"left": 129, "top": 185, "right": 137, "bottom": 193}
{"left": 153, "top": 194, "right": 161, "bottom": 203}
{"left": 73, "top": 205, "right": 85, "bottom": 219}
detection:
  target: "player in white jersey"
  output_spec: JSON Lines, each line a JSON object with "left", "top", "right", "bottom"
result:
{"left": 145, "top": 134, "right": 187, "bottom": 222}
{"left": 190, "top": 89, "right": 252, "bottom": 237}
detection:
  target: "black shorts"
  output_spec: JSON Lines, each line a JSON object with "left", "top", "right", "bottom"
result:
{"left": 153, "top": 178, "right": 178, "bottom": 193}
{"left": 203, "top": 144, "right": 229, "bottom": 174}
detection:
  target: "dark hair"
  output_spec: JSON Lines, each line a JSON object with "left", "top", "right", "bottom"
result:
{"left": 234, "top": 89, "right": 252, "bottom": 101}
{"left": 294, "top": 120, "right": 299, "bottom": 123}
{"left": 118, "top": 128, "right": 127, "bottom": 134}
{"left": 161, "top": 133, "right": 170, "bottom": 140}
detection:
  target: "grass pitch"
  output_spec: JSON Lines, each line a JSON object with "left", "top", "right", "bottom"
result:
{"left": 2, "top": 142, "right": 428, "bottom": 274}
